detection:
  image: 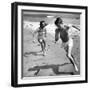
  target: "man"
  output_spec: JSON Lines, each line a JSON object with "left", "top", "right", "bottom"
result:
{"left": 33, "top": 21, "right": 47, "bottom": 56}
{"left": 54, "top": 17, "right": 79, "bottom": 72}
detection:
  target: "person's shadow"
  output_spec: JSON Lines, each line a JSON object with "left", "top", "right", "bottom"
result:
{"left": 24, "top": 51, "right": 43, "bottom": 57}
{"left": 28, "top": 63, "right": 74, "bottom": 76}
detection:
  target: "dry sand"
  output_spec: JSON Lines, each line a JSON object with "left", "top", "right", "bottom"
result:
{"left": 22, "top": 26, "right": 80, "bottom": 77}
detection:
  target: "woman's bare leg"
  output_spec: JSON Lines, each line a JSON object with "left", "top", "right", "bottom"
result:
{"left": 43, "top": 40, "right": 46, "bottom": 50}
{"left": 41, "top": 42, "right": 44, "bottom": 51}
{"left": 38, "top": 39, "right": 44, "bottom": 51}
{"left": 42, "top": 40, "right": 46, "bottom": 56}
{"left": 38, "top": 39, "right": 46, "bottom": 56}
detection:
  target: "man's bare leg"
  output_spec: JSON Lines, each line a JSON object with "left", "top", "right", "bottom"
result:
{"left": 65, "top": 44, "right": 78, "bottom": 72}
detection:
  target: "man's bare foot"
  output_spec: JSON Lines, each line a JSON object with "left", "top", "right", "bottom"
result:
{"left": 74, "top": 65, "right": 78, "bottom": 72}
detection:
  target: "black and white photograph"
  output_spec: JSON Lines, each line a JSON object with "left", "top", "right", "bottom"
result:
{"left": 22, "top": 10, "right": 80, "bottom": 77}
{"left": 11, "top": 2, "right": 88, "bottom": 87}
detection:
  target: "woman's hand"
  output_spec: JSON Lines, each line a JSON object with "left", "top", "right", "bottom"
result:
{"left": 32, "top": 39, "right": 36, "bottom": 43}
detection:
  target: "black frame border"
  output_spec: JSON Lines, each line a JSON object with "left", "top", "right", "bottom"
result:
{"left": 11, "top": 2, "right": 88, "bottom": 87}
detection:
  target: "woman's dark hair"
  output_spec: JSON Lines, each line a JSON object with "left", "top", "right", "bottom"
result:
{"left": 40, "top": 21, "right": 45, "bottom": 25}
{"left": 40, "top": 21, "right": 46, "bottom": 26}
{"left": 55, "top": 17, "right": 63, "bottom": 26}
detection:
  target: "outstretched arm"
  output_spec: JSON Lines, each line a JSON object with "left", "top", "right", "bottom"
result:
{"left": 45, "top": 28, "right": 47, "bottom": 38}
{"left": 33, "top": 28, "right": 39, "bottom": 37}
{"left": 72, "top": 25, "right": 80, "bottom": 31}
{"left": 68, "top": 24, "right": 80, "bottom": 36}
{"left": 33, "top": 29, "right": 38, "bottom": 43}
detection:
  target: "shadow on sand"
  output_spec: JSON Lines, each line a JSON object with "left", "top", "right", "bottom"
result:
{"left": 24, "top": 51, "right": 43, "bottom": 57}
{"left": 28, "top": 63, "right": 74, "bottom": 75}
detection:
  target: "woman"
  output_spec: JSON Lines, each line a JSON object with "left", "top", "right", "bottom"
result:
{"left": 33, "top": 21, "right": 47, "bottom": 56}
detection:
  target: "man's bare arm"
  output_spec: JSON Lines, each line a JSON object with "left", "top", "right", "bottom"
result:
{"left": 72, "top": 25, "right": 80, "bottom": 31}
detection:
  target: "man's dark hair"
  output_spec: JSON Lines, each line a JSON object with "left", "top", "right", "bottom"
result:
{"left": 55, "top": 17, "right": 63, "bottom": 26}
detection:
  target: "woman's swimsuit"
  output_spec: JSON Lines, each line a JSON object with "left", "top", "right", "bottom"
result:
{"left": 37, "top": 27, "right": 46, "bottom": 41}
